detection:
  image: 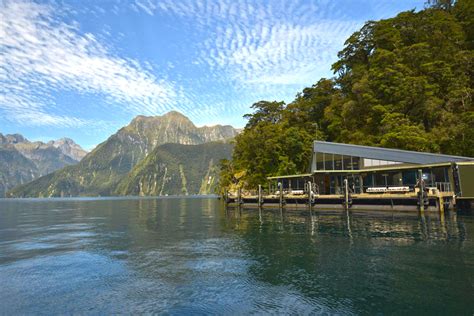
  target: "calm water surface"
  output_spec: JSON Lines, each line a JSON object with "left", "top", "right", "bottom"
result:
{"left": 0, "top": 197, "right": 473, "bottom": 314}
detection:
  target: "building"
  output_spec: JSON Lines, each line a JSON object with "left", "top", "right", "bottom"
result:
{"left": 268, "top": 141, "right": 474, "bottom": 209}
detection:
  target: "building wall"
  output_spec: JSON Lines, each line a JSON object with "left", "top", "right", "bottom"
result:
{"left": 459, "top": 164, "right": 474, "bottom": 198}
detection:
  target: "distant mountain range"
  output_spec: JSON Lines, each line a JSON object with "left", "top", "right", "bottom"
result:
{"left": 7, "top": 111, "right": 237, "bottom": 198}
{"left": 0, "top": 134, "right": 87, "bottom": 197}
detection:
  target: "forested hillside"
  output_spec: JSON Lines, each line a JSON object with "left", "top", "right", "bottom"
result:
{"left": 116, "top": 142, "right": 233, "bottom": 196}
{"left": 220, "top": 0, "right": 473, "bottom": 190}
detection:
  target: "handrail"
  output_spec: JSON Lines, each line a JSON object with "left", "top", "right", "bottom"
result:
{"left": 435, "top": 182, "right": 451, "bottom": 192}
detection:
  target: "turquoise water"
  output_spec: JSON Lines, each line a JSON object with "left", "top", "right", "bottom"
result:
{"left": 0, "top": 197, "right": 473, "bottom": 314}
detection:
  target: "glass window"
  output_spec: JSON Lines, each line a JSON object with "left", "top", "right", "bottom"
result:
{"left": 342, "top": 155, "right": 352, "bottom": 170}
{"left": 313, "top": 174, "right": 326, "bottom": 194}
{"left": 363, "top": 158, "right": 376, "bottom": 168}
{"left": 422, "top": 169, "right": 434, "bottom": 187}
{"left": 334, "top": 154, "right": 343, "bottom": 170}
{"left": 431, "top": 167, "right": 448, "bottom": 183}
{"left": 362, "top": 173, "right": 373, "bottom": 191}
{"left": 363, "top": 158, "right": 402, "bottom": 168}
{"left": 374, "top": 173, "right": 388, "bottom": 186}
{"left": 324, "top": 153, "right": 333, "bottom": 170}
{"left": 316, "top": 152, "right": 325, "bottom": 170}
{"left": 351, "top": 157, "right": 360, "bottom": 170}
{"left": 330, "top": 175, "right": 343, "bottom": 194}
{"left": 402, "top": 170, "right": 417, "bottom": 187}
{"left": 389, "top": 172, "right": 403, "bottom": 186}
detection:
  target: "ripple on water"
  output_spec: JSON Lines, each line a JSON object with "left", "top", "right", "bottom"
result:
{"left": 0, "top": 250, "right": 131, "bottom": 314}
{"left": 0, "top": 198, "right": 473, "bottom": 315}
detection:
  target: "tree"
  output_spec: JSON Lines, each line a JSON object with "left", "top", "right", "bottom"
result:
{"left": 425, "top": 0, "right": 455, "bottom": 11}
{"left": 220, "top": 1, "right": 473, "bottom": 192}
{"left": 243, "top": 101, "right": 285, "bottom": 129}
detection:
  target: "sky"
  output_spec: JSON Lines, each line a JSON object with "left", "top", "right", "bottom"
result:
{"left": 1, "top": 0, "right": 425, "bottom": 150}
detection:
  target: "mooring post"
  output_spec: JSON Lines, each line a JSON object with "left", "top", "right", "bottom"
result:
{"left": 438, "top": 192, "right": 446, "bottom": 230}
{"left": 308, "top": 181, "right": 312, "bottom": 212}
{"left": 344, "top": 178, "right": 349, "bottom": 210}
{"left": 418, "top": 169, "right": 424, "bottom": 212}
{"left": 438, "top": 190, "right": 445, "bottom": 215}
{"left": 279, "top": 182, "right": 283, "bottom": 209}
{"left": 258, "top": 184, "right": 262, "bottom": 207}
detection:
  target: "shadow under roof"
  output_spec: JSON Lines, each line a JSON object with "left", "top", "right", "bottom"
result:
{"left": 313, "top": 141, "right": 474, "bottom": 164}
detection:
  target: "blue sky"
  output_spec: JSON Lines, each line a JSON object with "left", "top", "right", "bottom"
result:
{"left": 1, "top": 0, "right": 425, "bottom": 150}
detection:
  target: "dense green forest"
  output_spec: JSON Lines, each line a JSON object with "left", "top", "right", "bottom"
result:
{"left": 220, "top": 0, "right": 473, "bottom": 191}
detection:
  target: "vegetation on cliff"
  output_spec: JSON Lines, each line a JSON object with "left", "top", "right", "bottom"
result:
{"left": 116, "top": 142, "right": 233, "bottom": 196}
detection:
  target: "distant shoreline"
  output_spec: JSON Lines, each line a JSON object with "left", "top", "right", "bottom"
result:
{"left": 0, "top": 195, "right": 219, "bottom": 201}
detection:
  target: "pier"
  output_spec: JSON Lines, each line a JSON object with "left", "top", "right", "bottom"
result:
{"left": 224, "top": 141, "right": 474, "bottom": 212}
{"left": 224, "top": 182, "right": 456, "bottom": 212}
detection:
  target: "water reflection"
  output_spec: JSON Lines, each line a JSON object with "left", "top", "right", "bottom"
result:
{"left": 224, "top": 207, "right": 474, "bottom": 314}
{"left": 225, "top": 207, "right": 467, "bottom": 243}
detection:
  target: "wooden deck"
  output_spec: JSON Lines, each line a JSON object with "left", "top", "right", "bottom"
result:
{"left": 225, "top": 191, "right": 455, "bottom": 212}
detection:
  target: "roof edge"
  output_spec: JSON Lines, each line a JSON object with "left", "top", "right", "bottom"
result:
{"left": 313, "top": 141, "right": 474, "bottom": 161}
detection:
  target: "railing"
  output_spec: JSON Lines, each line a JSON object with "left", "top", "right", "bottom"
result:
{"left": 227, "top": 182, "right": 319, "bottom": 198}
{"left": 366, "top": 186, "right": 411, "bottom": 193}
{"left": 435, "top": 182, "right": 451, "bottom": 192}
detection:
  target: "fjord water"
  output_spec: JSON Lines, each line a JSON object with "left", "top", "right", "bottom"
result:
{"left": 0, "top": 197, "right": 473, "bottom": 314}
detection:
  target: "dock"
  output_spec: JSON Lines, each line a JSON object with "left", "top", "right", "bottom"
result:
{"left": 224, "top": 141, "right": 474, "bottom": 212}
{"left": 225, "top": 190, "right": 456, "bottom": 212}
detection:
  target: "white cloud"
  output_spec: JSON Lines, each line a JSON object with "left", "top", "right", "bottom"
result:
{"left": 209, "top": 21, "right": 359, "bottom": 85}
{"left": 0, "top": 0, "right": 177, "bottom": 127}
{"left": 132, "top": 0, "right": 360, "bottom": 104}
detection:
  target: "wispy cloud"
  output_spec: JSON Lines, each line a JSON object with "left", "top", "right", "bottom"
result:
{"left": 1, "top": 0, "right": 423, "bottom": 132}
{"left": 133, "top": 0, "right": 359, "bottom": 87}
{"left": 0, "top": 0, "right": 176, "bottom": 127}
{"left": 207, "top": 21, "right": 359, "bottom": 85}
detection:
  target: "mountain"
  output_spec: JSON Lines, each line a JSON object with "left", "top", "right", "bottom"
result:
{"left": 7, "top": 111, "right": 238, "bottom": 197}
{"left": 48, "top": 138, "right": 88, "bottom": 161}
{"left": 0, "top": 133, "right": 28, "bottom": 145}
{"left": 0, "top": 133, "right": 87, "bottom": 197}
{"left": 124, "top": 111, "right": 237, "bottom": 150}
{"left": 116, "top": 142, "right": 233, "bottom": 196}
{"left": 0, "top": 146, "right": 38, "bottom": 198}
{"left": 12, "top": 141, "right": 78, "bottom": 175}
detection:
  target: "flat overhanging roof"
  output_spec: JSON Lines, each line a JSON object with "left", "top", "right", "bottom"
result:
{"left": 267, "top": 161, "right": 474, "bottom": 180}
{"left": 313, "top": 141, "right": 474, "bottom": 164}
{"left": 267, "top": 173, "right": 312, "bottom": 180}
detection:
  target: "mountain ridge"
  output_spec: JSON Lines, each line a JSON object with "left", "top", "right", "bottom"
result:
{"left": 0, "top": 133, "right": 87, "bottom": 197}
{"left": 7, "top": 111, "right": 238, "bottom": 197}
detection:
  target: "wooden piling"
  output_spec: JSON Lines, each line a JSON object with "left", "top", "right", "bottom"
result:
{"left": 438, "top": 192, "right": 445, "bottom": 214}
{"left": 418, "top": 169, "right": 424, "bottom": 212}
{"left": 308, "top": 181, "right": 312, "bottom": 212}
{"left": 279, "top": 182, "right": 283, "bottom": 209}
{"left": 258, "top": 184, "right": 262, "bottom": 207}
{"left": 344, "top": 178, "right": 349, "bottom": 210}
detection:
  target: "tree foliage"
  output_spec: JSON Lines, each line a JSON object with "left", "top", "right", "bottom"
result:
{"left": 221, "top": 2, "right": 473, "bottom": 189}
